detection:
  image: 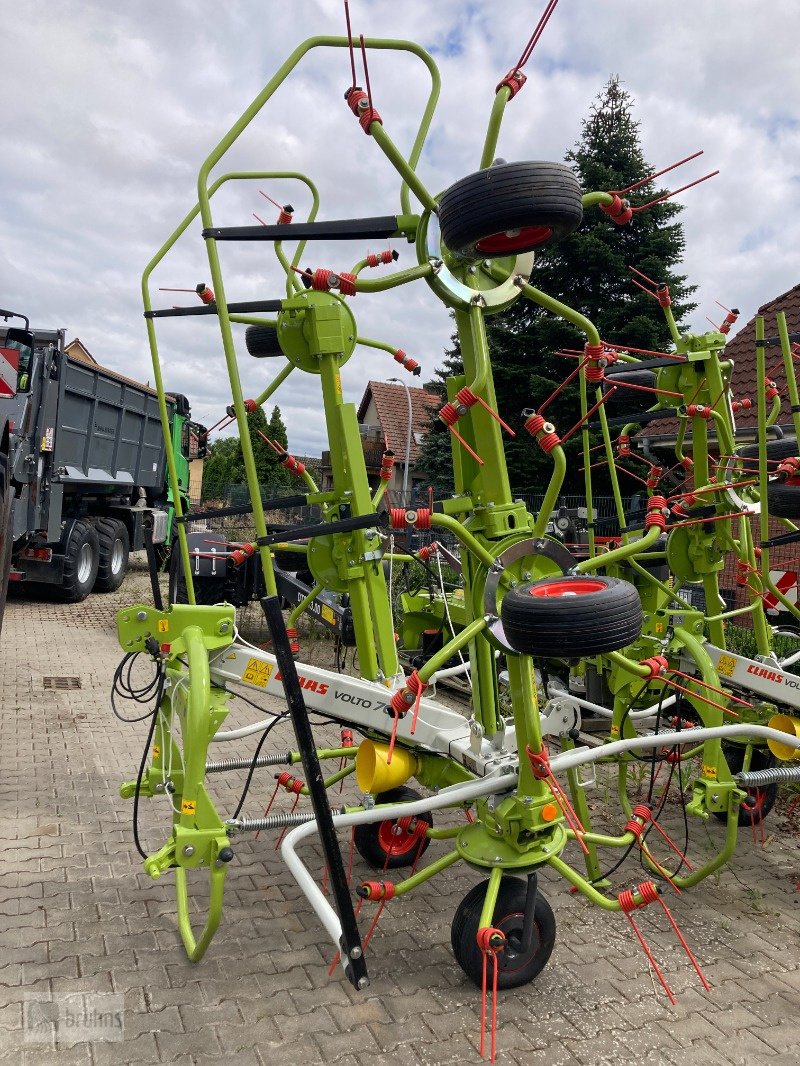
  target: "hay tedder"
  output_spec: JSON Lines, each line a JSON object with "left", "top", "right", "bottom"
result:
{"left": 115, "top": 4, "right": 800, "bottom": 1056}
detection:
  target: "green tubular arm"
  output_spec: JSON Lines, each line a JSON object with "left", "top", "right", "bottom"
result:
{"left": 546, "top": 854, "right": 632, "bottom": 912}
{"left": 531, "top": 445, "right": 567, "bottom": 538}
{"left": 371, "top": 479, "right": 389, "bottom": 508}
{"left": 353, "top": 263, "right": 433, "bottom": 293}
{"left": 430, "top": 513, "right": 498, "bottom": 570}
{"left": 417, "top": 617, "right": 487, "bottom": 684}
{"left": 480, "top": 86, "right": 512, "bottom": 169}
{"left": 778, "top": 311, "right": 800, "bottom": 442}
{"left": 288, "top": 582, "right": 325, "bottom": 629}
{"left": 228, "top": 315, "right": 279, "bottom": 327}
{"left": 368, "top": 123, "right": 439, "bottom": 214}
{"left": 252, "top": 361, "right": 295, "bottom": 409}
{"left": 174, "top": 627, "right": 227, "bottom": 962}
{"left": 141, "top": 169, "right": 316, "bottom": 604}
{"left": 465, "top": 302, "right": 489, "bottom": 394}
{"left": 390, "top": 849, "right": 463, "bottom": 897}
{"left": 575, "top": 523, "right": 662, "bottom": 573}
{"left": 194, "top": 39, "right": 439, "bottom": 599}
{"left": 766, "top": 394, "right": 781, "bottom": 427}
{"left": 580, "top": 372, "right": 596, "bottom": 555}
{"left": 514, "top": 278, "right": 601, "bottom": 347}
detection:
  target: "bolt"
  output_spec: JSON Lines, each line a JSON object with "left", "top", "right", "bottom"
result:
{"left": 219, "top": 621, "right": 230, "bottom": 634}
{"left": 154, "top": 783, "right": 164, "bottom": 794}
{"left": 711, "top": 794, "right": 719, "bottom": 803}
{"left": 542, "top": 845, "right": 550, "bottom": 853}
{"left": 183, "top": 845, "right": 195, "bottom": 857}
{"left": 136, "top": 610, "right": 147, "bottom": 621}
{"left": 357, "top": 976, "right": 370, "bottom": 990}
{"left": 350, "top": 946, "right": 362, "bottom": 959}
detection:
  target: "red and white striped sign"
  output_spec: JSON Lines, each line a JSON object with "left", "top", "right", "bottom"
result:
{"left": 0, "top": 346, "right": 19, "bottom": 398}
{"left": 764, "top": 569, "right": 799, "bottom": 612}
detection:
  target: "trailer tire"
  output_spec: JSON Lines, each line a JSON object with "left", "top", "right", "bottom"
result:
{"left": 168, "top": 546, "right": 228, "bottom": 606}
{"left": 500, "top": 574, "right": 642, "bottom": 658}
{"left": 0, "top": 452, "right": 13, "bottom": 638}
{"left": 60, "top": 520, "right": 100, "bottom": 603}
{"left": 245, "top": 325, "right": 283, "bottom": 358}
{"left": 766, "top": 478, "right": 800, "bottom": 518}
{"left": 437, "top": 160, "right": 583, "bottom": 258}
{"left": 92, "top": 519, "right": 130, "bottom": 592}
{"left": 601, "top": 368, "right": 657, "bottom": 416}
{"left": 738, "top": 438, "right": 798, "bottom": 475}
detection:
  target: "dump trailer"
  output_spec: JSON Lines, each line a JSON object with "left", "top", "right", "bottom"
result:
{"left": 0, "top": 312, "right": 205, "bottom": 610}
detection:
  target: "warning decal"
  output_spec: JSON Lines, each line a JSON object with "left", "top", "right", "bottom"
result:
{"left": 243, "top": 658, "right": 273, "bottom": 688}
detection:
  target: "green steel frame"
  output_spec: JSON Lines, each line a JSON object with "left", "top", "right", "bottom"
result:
{"left": 117, "top": 28, "right": 800, "bottom": 987}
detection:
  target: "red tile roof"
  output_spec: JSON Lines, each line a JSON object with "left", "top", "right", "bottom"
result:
{"left": 358, "top": 381, "right": 440, "bottom": 463}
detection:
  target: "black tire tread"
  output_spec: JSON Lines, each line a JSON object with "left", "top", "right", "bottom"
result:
{"left": 767, "top": 479, "right": 800, "bottom": 518}
{"left": 451, "top": 877, "right": 556, "bottom": 990}
{"left": 501, "top": 574, "right": 642, "bottom": 658}
{"left": 602, "top": 368, "right": 657, "bottom": 416}
{"left": 245, "top": 325, "right": 283, "bottom": 358}
{"left": 438, "top": 161, "right": 583, "bottom": 258}
{"left": 93, "top": 518, "right": 130, "bottom": 592}
{"left": 60, "top": 519, "right": 100, "bottom": 603}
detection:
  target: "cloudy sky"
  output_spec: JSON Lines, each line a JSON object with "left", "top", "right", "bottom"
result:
{"left": 3, "top": 1, "right": 799, "bottom": 456}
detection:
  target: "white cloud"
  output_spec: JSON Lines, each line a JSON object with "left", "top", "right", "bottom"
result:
{"left": 2, "top": 0, "right": 798, "bottom": 454}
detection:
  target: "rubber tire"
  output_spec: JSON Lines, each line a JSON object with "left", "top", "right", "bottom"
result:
{"left": 93, "top": 518, "right": 130, "bottom": 592}
{"left": 451, "top": 877, "right": 556, "bottom": 990}
{"left": 60, "top": 519, "right": 100, "bottom": 603}
{"left": 602, "top": 368, "right": 657, "bottom": 416}
{"left": 353, "top": 786, "right": 433, "bottom": 870}
{"left": 168, "top": 546, "right": 228, "bottom": 606}
{"left": 738, "top": 438, "right": 798, "bottom": 475}
{"left": 766, "top": 478, "right": 800, "bottom": 518}
{"left": 438, "top": 161, "right": 583, "bottom": 259}
{"left": 0, "top": 453, "right": 13, "bottom": 638}
{"left": 713, "top": 742, "right": 778, "bottom": 827}
{"left": 500, "top": 574, "right": 642, "bottom": 658}
{"left": 245, "top": 325, "right": 283, "bottom": 358}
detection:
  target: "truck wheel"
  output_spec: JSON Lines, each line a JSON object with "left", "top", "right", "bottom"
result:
{"left": 500, "top": 574, "right": 642, "bottom": 658}
{"left": 738, "top": 439, "right": 798, "bottom": 475}
{"left": 93, "top": 518, "right": 130, "bottom": 592}
{"left": 601, "top": 368, "right": 657, "bottom": 415}
{"left": 168, "top": 546, "right": 228, "bottom": 606}
{"left": 245, "top": 325, "right": 283, "bottom": 358}
{"left": 0, "top": 453, "right": 13, "bottom": 638}
{"left": 437, "top": 161, "right": 583, "bottom": 258}
{"left": 767, "top": 478, "right": 800, "bottom": 518}
{"left": 451, "top": 877, "right": 556, "bottom": 989}
{"left": 60, "top": 520, "right": 100, "bottom": 603}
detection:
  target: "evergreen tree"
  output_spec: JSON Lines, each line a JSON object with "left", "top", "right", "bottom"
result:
{"left": 200, "top": 403, "right": 292, "bottom": 499}
{"left": 416, "top": 75, "right": 696, "bottom": 497}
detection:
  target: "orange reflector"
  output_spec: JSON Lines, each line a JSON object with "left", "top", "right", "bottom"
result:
{"left": 541, "top": 802, "right": 558, "bottom": 822}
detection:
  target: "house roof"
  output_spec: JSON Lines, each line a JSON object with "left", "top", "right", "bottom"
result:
{"left": 636, "top": 281, "right": 800, "bottom": 444}
{"left": 357, "top": 381, "right": 440, "bottom": 464}
{"left": 65, "top": 338, "right": 99, "bottom": 366}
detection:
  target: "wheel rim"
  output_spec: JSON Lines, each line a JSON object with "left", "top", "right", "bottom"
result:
{"left": 476, "top": 226, "right": 553, "bottom": 254}
{"left": 376, "top": 819, "right": 421, "bottom": 858}
{"left": 529, "top": 578, "right": 607, "bottom": 598}
{"left": 111, "top": 538, "right": 124, "bottom": 574}
{"left": 77, "top": 542, "right": 93, "bottom": 585}
{"left": 496, "top": 911, "right": 540, "bottom": 975}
